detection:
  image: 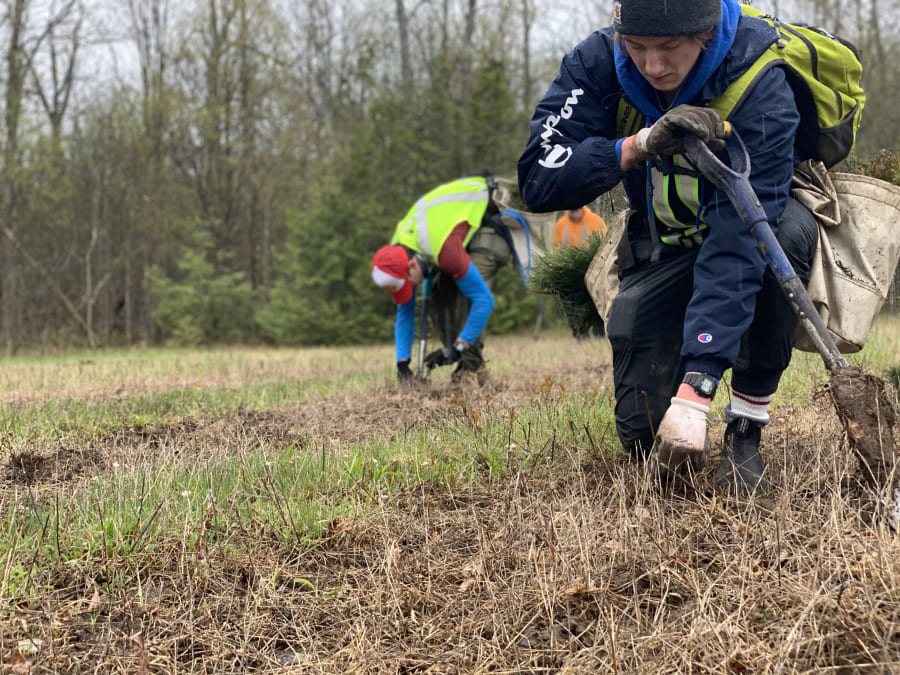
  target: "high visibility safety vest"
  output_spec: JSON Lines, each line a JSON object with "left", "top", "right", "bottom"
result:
{"left": 648, "top": 156, "right": 708, "bottom": 248}
{"left": 617, "top": 103, "right": 729, "bottom": 248}
{"left": 390, "top": 177, "right": 491, "bottom": 261}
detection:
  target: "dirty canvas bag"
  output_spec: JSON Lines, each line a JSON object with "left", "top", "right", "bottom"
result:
{"left": 791, "top": 160, "right": 900, "bottom": 353}
{"left": 585, "top": 208, "right": 629, "bottom": 324}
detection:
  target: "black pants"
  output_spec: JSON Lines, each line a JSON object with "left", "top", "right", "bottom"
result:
{"left": 429, "top": 224, "right": 511, "bottom": 371}
{"left": 606, "top": 198, "right": 818, "bottom": 456}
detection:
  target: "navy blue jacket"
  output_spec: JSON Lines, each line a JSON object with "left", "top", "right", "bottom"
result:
{"left": 518, "top": 0, "right": 801, "bottom": 379}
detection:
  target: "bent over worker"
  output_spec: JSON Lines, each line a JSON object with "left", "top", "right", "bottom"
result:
{"left": 372, "top": 173, "right": 534, "bottom": 385}
{"left": 518, "top": 0, "right": 819, "bottom": 493}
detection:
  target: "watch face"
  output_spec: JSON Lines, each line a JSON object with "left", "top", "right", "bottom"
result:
{"left": 686, "top": 373, "right": 716, "bottom": 398}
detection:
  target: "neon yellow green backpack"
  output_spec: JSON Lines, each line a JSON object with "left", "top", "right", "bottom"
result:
{"left": 617, "top": 3, "right": 866, "bottom": 168}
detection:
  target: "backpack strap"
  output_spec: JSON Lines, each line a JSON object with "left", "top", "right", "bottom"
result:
{"left": 709, "top": 47, "right": 783, "bottom": 121}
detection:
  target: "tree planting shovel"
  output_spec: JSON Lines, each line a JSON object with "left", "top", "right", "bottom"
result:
{"left": 416, "top": 277, "right": 432, "bottom": 380}
{"left": 682, "top": 131, "right": 897, "bottom": 490}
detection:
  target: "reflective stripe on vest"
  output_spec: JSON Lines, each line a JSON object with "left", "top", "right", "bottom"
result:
{"left": 651, "top": 156, "right": 706, "bottom": 248}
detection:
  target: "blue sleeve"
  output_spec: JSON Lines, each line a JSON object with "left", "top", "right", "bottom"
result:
{"left": 614, "top": 138, "right": 626, "bottom": 165}
{"left": 681, "top": 66, "right": 799, "bottom": 376}
{"left": 455, "top": 263, "right": 495, "bottom": 345}
{"left": 517, "top": 30, "right": 628, "bottom": 213}
{"left": 394, "top": 296, "right": 415, "bottom": 362}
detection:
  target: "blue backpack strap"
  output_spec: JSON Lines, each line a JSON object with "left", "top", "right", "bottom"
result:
{"left": 499, "top": 208, "right": 534, "bottom": 286}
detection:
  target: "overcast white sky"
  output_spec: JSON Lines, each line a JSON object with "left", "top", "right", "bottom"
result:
{"left": 71, "top": 0, "right": 608, "bottom": 91}
{"left": 55, "top": 0, "right": 900, "bottom": 100}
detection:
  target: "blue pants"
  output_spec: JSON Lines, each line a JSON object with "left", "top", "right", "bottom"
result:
{"left": 606, "top": 198, "right": 818, "bottom": 457}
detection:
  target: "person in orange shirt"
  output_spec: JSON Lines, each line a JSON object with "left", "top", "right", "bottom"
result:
{"left": 548, "top": 205, "right": 608, "bottom": 340}
{"left": 552, "top": 206, "right": 607, "bottom": 248}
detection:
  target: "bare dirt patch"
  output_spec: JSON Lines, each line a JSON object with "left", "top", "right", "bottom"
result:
{"left": 828, "top": 366, "right": 898, "bottom": 486}
{"left": 4, "top": 447, "right": 104, "bottom": 487}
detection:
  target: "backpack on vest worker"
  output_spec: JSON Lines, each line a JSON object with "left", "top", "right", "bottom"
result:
{"left": 616, "top": 3, "right": 866, "bottom": 168}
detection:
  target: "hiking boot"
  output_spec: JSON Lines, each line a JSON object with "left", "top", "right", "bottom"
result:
{"left": 451, "top": 343, "right": 486, "bottom": 385}
{"left": 451, "top": 363, "right": 489, "bottom": 387}
{"left": 475, "top": 365, "right": 489, "bottom": 387}
{"left": 451, "top": 363, "right": 468, "bottom": 384}
{"left": 715, "top": 417, "right": 771, "bottom": 494}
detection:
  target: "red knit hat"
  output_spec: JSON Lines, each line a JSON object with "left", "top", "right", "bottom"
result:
{"left": 371, "top": 245, "right": 413, "bottom": 305}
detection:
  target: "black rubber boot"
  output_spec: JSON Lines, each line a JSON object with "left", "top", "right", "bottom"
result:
{"left": 715, "top": 417, "right": 771, "bottom": 494}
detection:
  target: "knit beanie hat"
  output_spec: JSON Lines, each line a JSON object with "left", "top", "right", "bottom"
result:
{"left": 372, "top": 245, "right": 413, "bottom": 305}
{"left": 613, "top": 0, "right": 721, "bottom": 36}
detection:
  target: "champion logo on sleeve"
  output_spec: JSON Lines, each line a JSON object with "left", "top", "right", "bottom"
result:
{"left": 697, "top": 333, "right": 713, "bottom": 344}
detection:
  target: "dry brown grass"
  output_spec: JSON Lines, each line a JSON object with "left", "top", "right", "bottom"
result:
{"left": 1, "top": 332, "right": 899, "bottom": 674}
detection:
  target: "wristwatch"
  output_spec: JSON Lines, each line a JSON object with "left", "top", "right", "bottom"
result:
{"left": 683, "top": 372, "right": 718, "bottom": 399}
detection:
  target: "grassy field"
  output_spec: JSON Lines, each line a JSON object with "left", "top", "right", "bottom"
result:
{"left": 1, "top": 316, "right": 899, "bottom": 673}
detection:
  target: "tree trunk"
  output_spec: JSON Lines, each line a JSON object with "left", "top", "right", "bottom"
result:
{"left": 521, "top": 0, "right": 533, "bottom": 109}
{"left": 395, "top": 0, "right": 412, "bottom": 89}
{"left": 128, "top": 0, "right": 171, "bottom": 344}
{"left": 1, "top": 0, "right": 29, "bottom": 353}
{"left": 2, "top": 227, "right": 92, "bottom": 341}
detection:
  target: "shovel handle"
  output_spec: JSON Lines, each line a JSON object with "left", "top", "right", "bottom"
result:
{"left": 681, "top": 133, "right": 850, "bottom": 374}
{"left": 416, "top": 277, "right": 432, "bottom": 378}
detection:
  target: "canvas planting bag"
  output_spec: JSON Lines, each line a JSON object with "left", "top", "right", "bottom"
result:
{"left": 791, "top": 162, "right": 900, "bottom": 353}
{"left": 584, "top": 209, "right": 628, "bottom": 325}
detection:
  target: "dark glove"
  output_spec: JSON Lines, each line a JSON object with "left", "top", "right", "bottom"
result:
{"left": 635, "top": 105, "right": 726, "bottom": 157}
{"left": 423, "top": 342, "right": 464, "bottom": 370}
{"left": 397, "top": 360, "right": 413, "bottom": 384}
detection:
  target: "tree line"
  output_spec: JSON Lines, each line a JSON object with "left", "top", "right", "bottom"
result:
{"left": 0, "top": 0, "right": 897, "bottom": 350}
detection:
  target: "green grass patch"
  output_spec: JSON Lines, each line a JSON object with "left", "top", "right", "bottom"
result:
{"left": 1, "top": 317, "right": 897, "bottom": 606}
